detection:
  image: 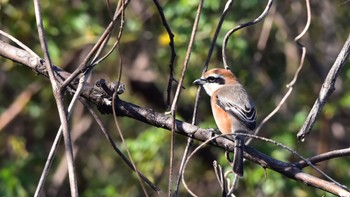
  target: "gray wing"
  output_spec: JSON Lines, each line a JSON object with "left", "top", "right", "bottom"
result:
{"left": 216, "top": 84, "right": 256, "bottom": 130}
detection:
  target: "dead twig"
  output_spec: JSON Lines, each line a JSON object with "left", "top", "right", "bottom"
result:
{"left": 169, "top": 1, "right": 203, "bottom": 196}
{"left": 297, "top": 33, "right": 350, "bottom": 141}
{"left": 222, "top": 0, "right": 273, "bottom": 69}
{"left": 33, "top": 0, "right": 78, "bottom": 195}
{"left": 152, "top": 0, "right": 177, "bottom": 108}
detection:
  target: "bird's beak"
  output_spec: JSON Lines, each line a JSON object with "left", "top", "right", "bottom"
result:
{"left": 193, "top": 78, "right": 205, "bottom": 85}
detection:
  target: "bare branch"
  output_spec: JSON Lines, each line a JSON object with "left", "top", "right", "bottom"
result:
{"left": 203, "top": 0, "right": 234, "bottom": 72}
{"left": 33, "top": 0, "right": 78, "bottom": 195}
{"left": 297, "top": 33, "right": 350, "bottom": 141}
{"left": 295, "top": 147, "right": 350, "bottom": 169}
{"left": 152, "top": 0, "right": 177, "bottom": 108}
{"left": 222, "top": 0, "right": 273, "bottom": 69}
{"left": 91, "top": 0, "right": 126, "bottom": 66}
{"left": 60, "top": 0, "right": 130, "bottom": 90}
{"left": 185, "top": 2, "right": 238, "bottom": 148}
{"left": 250, "top": 0, "right": 311, "bottom": 142}
{"left": 34, "top": 72, "right": 89, "bottom": 197}
{"left": 184, "top": 3, "right": 238, "bottom": 193}
{"left": 111, "top": 56, "right": 149, "bottom": 196}
{"left": 0, "top": 30, "right": 40, "bottom": 58}
{"left": 165, "top": 1, "right": 203, "bottom": 195}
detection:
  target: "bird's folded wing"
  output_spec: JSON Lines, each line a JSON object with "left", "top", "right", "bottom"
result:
{"left": 216, "top": 85, "right": 256, "bottom": 130}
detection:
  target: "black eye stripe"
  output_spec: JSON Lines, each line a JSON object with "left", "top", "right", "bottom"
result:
{"left": 206, "top": 76, "right": 225, "bottom": 84}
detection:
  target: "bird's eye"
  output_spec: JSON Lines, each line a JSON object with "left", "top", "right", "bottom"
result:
{"left": 207, "top": 76, "right": 216, "bottom": 83}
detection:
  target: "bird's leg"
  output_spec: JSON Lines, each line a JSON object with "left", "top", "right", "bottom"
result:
{"left": 224, "top": 144, "right": 233, "bottom": 163}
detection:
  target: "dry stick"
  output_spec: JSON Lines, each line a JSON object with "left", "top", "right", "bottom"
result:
{"left": 222, "top": 0, "right": 273, "bottom": 69}
{"left": 109, "top": 3, "right": 149, "bottom": 194}
{"left": 33, "top": 0, "right": 78, "bottom": 196}
{"left": 297, "top": 33, "right": 350, "bottom": 141}
{"left": 88, "top": 0, "right": 121, "bottom": 66}
{"left": 248, "top": 0, "right": 311, "bottom": 144}
{"left": 152, "top": 0, "right": 177, "bottom": 108}
{"left": 179, "top": 1, "right": 235, "bottom": 196}
{"left": 34, "top": 72, "right": 88, "bottom": 197}
{"left": 35, "top": 3, "right": 126, "bottom": 193}
{"left": 93, "top": 0, "right": 129, "bottom": 66}
{"left": 203, "top": 0, "right": 234, "bottom": 72}
{"left": 90, "top": 1, "right": 126, "bottom": 67}
{"left": 244, "top": 3, "right": 276, "bottom": 138}
{"left": 213, "top": 162, "right": 235, "bottom": 196}
{"left": 0, "top": 30, "right": 40, "bottom": 59}
{"left": 168, "top": 1, "right": 203, "bottom": 196}
{"left": 111, "top": 58, "right": 149, "bottom": 196}
{"left": 213, "top": 161, "right": 224, "bottom": 191}
{"left": 295, "top": 147, "right": 350, "bottom": 169}
{"left": 91, "top": 0, "right": 125, "bottom": 66}
{"left": 182, "top": 135, "right": 239, "bottom": 196}
{"left": 60, "top": 0, "right": 129, "bottom": 90}
{"left": 81, "top": 98, "right": 160, "bottom": 192}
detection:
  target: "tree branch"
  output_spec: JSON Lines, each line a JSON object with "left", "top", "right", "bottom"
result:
{"left": 297, "top": 33, "right": 350, "bottom": 141}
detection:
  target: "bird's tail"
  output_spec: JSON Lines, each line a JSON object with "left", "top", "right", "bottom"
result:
{"left": 233, "top": 136, "right": 244, "bottom": 177}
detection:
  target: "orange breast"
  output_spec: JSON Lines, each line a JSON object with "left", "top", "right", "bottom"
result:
{"left": 211, "top": 96, "right": 232, "bottom": 134}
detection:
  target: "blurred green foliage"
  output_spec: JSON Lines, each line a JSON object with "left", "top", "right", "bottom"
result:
{"left": 0, "top": 0, "right": 350, "bottom": 196}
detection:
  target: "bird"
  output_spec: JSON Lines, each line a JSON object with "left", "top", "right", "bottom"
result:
{"left": 193, "top": 68, "right": 256, "bottom": 176}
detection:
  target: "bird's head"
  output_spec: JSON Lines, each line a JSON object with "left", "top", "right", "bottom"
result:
{"left": 193, "top": 68, "right": 239, "bottom": 96}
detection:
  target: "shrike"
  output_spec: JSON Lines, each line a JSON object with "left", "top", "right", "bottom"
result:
{"left": 194, "top": 68, "right": 256, "bottom": 176}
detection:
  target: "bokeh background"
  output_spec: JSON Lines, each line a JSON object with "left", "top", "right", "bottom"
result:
{"left": 0, "top": 0, "right": 350, "bottom": 196}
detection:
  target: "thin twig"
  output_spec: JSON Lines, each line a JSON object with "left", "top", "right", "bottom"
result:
{"left": 90, "top": 0, "right": 122, "bottom": 64}
{"left": 297, "top": 33, "right": 350, "bottom": 141}
{"left": 152, "top": 0, "right": 177, "bottom": 108}
{"left": 181, "top": 2, "right": 236, "bottom": 194}
{"left": 203, "top": 0, "right": 234, "bottom": 72}
{"left": 287, "top": 0, "right": 311, "bottom": 87}
{"left": 0, "top": 30, "right": 40, "bottom": 59}
{"left": 33, "top": 0, "right": 78, "bottom": 195}
{"left": 168, "top": 1, "right": 203, "bottom": 196}
{"left": 34, "top": 72, "right": 88, "bottom": 197}
{"left": 222, "top": 0, "right": 273, "bottom": 69}
{"left": 213, "top": 161, "right": 224, "bottom": 191}
{"left": 91, "top": 0, "right": 126, "bottom": 66}
{"left": 111, "top": 58, "right": 149, "bottom": 196}
{"left": 60, "top": 0, "right": 129, "bottom": 90}
{"left": 295, "top": 147, "right": 350, "bottom": 169}
{"left": 247, "top": 0, "right": 311, "bottom": 144}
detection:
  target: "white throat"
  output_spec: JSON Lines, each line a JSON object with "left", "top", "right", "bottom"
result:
{"left": 202, "top": 83, "right": 223, "bottom": 97}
